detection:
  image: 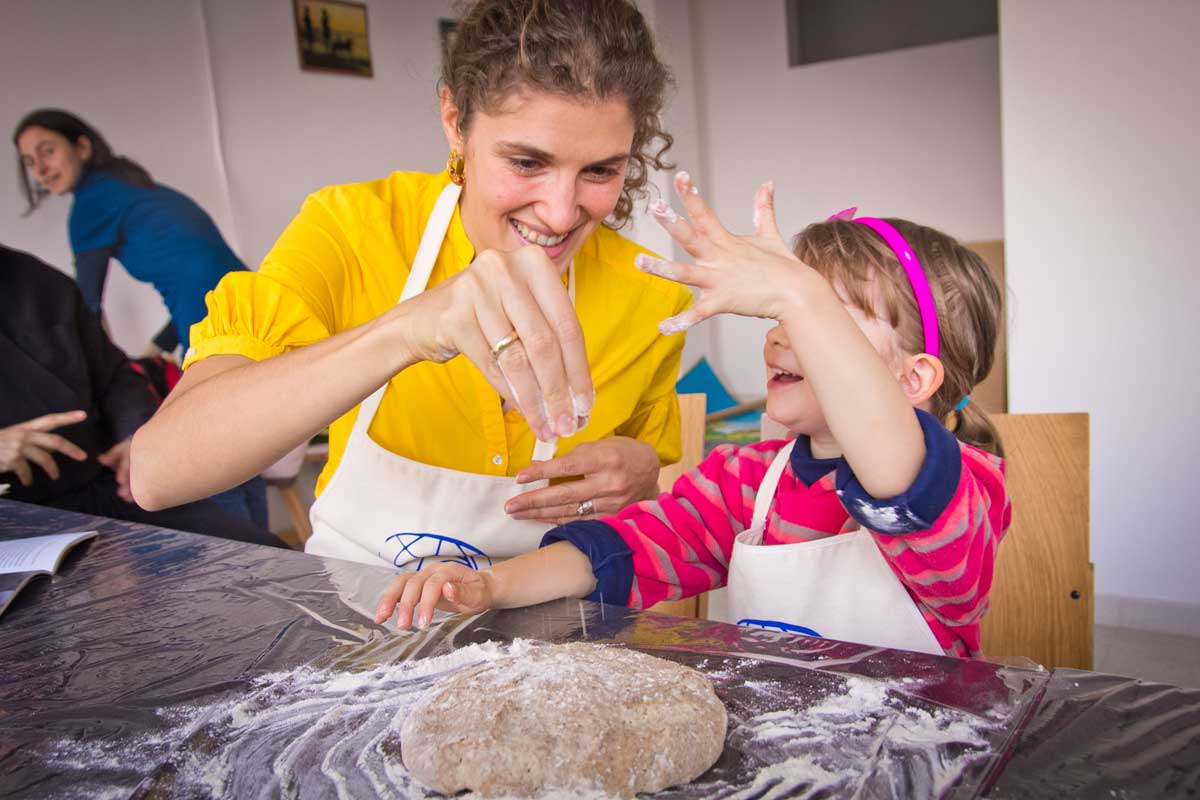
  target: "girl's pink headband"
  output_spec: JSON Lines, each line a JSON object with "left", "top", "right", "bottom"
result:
{"left": 827, "top": 207, "right": 940, "bottom": 358}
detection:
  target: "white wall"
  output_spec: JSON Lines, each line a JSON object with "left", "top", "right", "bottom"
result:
{"left": 1000, "top": 0, "right": 1200, "bottom": 623}
{"left": 634, "top": 0, "right": 711, "bottom": 373}
{"left": 688, "top": 0, "right": 1003, "bottom": 397}
{"left": 202, "top": 0, "right": 457, "bottom": 268}
{"left": 2, "top": 0, "right": 699, "bottom": 358}
{"left": 0, "top": 0, "right": 237, "bottom": 355}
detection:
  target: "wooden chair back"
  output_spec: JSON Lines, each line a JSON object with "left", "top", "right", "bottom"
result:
{"left": 982, "top": 412, "right": 1092, "bottom": 669}
{"left": 651, "top": 393, "right": 707, "bottom": 617}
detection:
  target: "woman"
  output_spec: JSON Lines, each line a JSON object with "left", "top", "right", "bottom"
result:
{"left": 13, "top": 110, "right": 267, "bottom": 528}
{"left": 14, "top": 109, "right": 243, "bottom": 358}
{"left": 131, "top": 0, "right": 692, "bottom": 570}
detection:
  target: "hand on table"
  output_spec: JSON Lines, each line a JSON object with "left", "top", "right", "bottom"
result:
{"left": 402, "top": 245, "right": 593, "bottom": 444}
{"left": 374, "top": 564, "right": 496, "bottom": 630}
{"left": 504, "top": 436, "right": 660, "bottom": 525}
{"left": 0, "top": 410, "right": 88, "bottom": 487}
{"left": 98, "top": 438, "right": 134, "bottom": 502}
{"left": 636, "top": 171, "right": 811, "bottom": 330}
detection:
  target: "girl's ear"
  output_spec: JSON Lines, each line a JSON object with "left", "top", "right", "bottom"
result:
{"left": 898, "top": 353, "right": 944, "bottom": 408}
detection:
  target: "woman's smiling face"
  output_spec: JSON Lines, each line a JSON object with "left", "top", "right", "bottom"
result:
{"left": 16, "top": 125, "right": 91, "bottom": 195}
{"left": 442, "top": 88, "right": 635, "bottom": 271}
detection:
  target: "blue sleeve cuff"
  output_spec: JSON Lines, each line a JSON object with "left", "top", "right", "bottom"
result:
{"left": 835, "top": 408, "right": 962, "bottom": 534}
{"left": 540, "top": 520, "right": 634, "bottom": 606}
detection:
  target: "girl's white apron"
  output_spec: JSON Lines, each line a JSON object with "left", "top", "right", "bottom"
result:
{"left": 714, "top": 440, "right": 944, "bottom": 654}
{"left": 306, "top": 182, "right": 562, "bottom": 570}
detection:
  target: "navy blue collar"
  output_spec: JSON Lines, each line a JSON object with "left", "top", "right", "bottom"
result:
{"left": 788, "top": 435, "right": 841, "bottom": 486}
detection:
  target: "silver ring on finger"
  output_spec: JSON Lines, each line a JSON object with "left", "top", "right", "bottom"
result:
{"left": 490, "top": 330, "right": 521, "bottom": 360}
{"left": 577, "top": 498, "right": 595, "bottom": 517}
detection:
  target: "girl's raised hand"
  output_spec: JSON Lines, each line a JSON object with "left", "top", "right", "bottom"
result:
{"left": 374, "top": 563, "right": 496, "bottom": 630}
{"left": 636, "top": 172, "right": 809, "bottom": 331}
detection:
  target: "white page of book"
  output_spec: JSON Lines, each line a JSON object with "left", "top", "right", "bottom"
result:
{"left": 0, "top": 531, "right": 97, "bottom": 574}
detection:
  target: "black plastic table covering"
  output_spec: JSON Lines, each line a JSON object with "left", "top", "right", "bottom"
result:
{"left": 1, "top": 499, "right": 1196, "bottom": 799}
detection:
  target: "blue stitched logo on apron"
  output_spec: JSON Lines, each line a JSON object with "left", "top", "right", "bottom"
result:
{"left": 385, "top": 533, "right": 493, "bottom": 572}
{"left": 736, "top": 618, "right": 823, "bottom": 638}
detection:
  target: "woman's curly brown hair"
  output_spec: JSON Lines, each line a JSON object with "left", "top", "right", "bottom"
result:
{"left": 441, "top": 0, "right": 674, "bottom": 228}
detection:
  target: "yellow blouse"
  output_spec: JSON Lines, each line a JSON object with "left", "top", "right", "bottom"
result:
{"left": 186, "top": 171, "right": 692, "bottom": 497}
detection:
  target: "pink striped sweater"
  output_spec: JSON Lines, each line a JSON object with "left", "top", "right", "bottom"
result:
{"left": 543, "top": 410, "right": 1010, "bottom": 658}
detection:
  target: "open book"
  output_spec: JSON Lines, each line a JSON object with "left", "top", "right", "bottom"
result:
{"left": 0, "top": 530, "right": 97, "bottom": 618}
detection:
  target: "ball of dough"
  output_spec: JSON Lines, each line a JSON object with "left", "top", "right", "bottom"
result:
{"left": 400, "top": 642, "right": 727, "bottom": 797}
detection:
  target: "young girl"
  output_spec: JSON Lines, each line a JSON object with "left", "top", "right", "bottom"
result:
{"left": 375, "top": 172, "right": 1010, "bottom": 658}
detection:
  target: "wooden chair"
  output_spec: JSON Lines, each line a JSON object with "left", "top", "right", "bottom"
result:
{"left": 648, "top": 393, "right": 707, "bottom": 618}
{"left": 265, "top": 442, "right": 327, "bottom": 550}
{"left": 982, "top": 413, "right": 1092, "bottom": 670}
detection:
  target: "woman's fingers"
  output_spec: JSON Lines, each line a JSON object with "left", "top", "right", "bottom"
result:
{"left": 10, "top": 456, "right": 34, "bottom": 487}
{"left": 519, "top": 250, "right": 593, "bottom": 432}
{"left": 470, "top": 279, "right": 553, "bottom": 441}
{"left": 454, "top": 319, "right": 516, "bottom": 405}
{"left": 29, "top": 431, "right": 87, "bottom": 462}
{"left": 502, "top": 254, "right": 580, "bottom": 438}
{"left": 21, "top": 443, "right": 59, "bottom": 482}
{"left": 506, "top": 476, "right": 605, "bottom": 519}
{"left": 461, "top": 249, "right": 590, "bottom": 442}
{"left": 25, "top": 409, "right": 87, "bottom": 433}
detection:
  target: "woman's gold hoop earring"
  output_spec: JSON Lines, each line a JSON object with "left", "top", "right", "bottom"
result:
{"left": 447, "top": 149, "right": 465, "bottom": 186}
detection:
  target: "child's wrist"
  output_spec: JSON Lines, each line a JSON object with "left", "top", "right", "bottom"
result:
{"left": 480, "top": 567, "right": 506, "bottom": 607}
{"left": 774, "top": 267, "right": 828, "bottom": 322}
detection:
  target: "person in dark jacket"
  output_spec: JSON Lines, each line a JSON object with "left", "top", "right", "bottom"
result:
{"left": 0, "top": 244, "right": 283, "bottom": 548}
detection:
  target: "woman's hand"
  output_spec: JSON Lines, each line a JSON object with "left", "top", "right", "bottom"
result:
{"left": 374, "top": 564, "right": 496, "bottom": 630}
{"left": 0, "top": 410, "right": 88, "bottom": 486}
{"left": 635, "top": 172, "right": 811, "bottom": 331}
{"left": 98, "top": 438, "right": 134, "bottom": 502}
{"left": 504, "top": 436, "right": 660, "bottom": 524}
{"left": 400, "top": 245, "right": 593, "bottom": 443}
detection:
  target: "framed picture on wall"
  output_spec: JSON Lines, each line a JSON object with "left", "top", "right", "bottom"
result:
{"left": 293, "top": 0, "right": 373, "bottom": 77}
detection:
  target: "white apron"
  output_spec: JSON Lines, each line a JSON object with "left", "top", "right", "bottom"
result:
{"left": 306, "top": 182, "right": 565, "bottom": 570}
{"left": 715, "top": 439, "right": 944, "bottom": 655}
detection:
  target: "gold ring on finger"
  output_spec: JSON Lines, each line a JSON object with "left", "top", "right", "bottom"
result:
{"left": 490, "top": 330, "right": 520, "bottom": 360}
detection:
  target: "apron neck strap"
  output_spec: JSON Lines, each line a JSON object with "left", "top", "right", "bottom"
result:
{"left": 354, "top": 182, "right": 462, "bottom": 428}
{"left": 751, "top": 439, "right": 797, "bottom": 529}
{"left": 353, "top": 180, "right": 571, "bottom": 464}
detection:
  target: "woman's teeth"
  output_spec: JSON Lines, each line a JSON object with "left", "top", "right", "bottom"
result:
{"left": 513, "top": 219, "right": 569, "bottom": 247}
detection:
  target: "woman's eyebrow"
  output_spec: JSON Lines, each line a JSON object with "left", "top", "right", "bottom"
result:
{"left": 495, "top": 141, "right": 631, "bottom": 166}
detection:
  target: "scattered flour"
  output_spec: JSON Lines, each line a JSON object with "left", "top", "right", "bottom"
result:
{"left": 42, "top": 641, "right": 1003, "bottom": 799}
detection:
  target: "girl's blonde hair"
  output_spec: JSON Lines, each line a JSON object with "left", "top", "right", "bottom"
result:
{"left": 794, "top": 219, "right": 1005, "bottom": 458}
